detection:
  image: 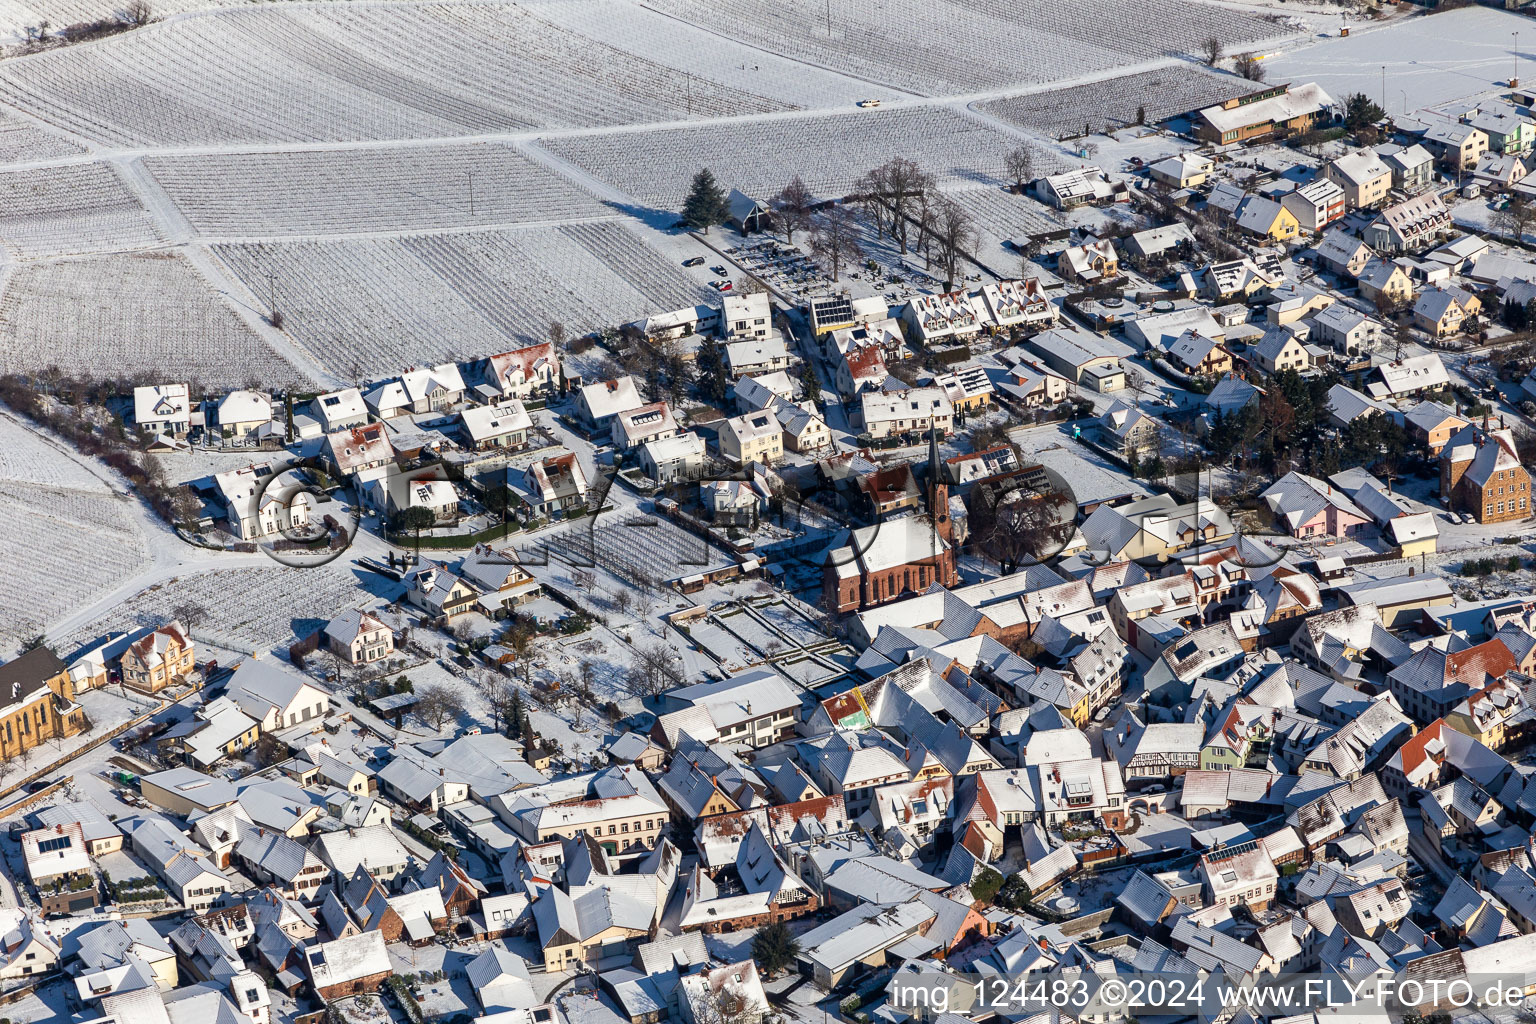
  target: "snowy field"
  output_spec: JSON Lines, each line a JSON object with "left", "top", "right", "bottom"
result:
{"left": 0, "top": 251, "right": 317, "bottom": 387}
{"left": 977, "top": 66, "right": 1267, "bottom": 140}
{"left": 0, "top": 107, "right": 82, "bottom": 165}
{"left": 210, "top": 223, "right": 718, "bottom": 371}
{"left": 54, "top": 563, "right": 402, "bottom": 656}
{"left": 540, "top": 106, "right": 1060, "bottom": 209}
{"left": 0, "top": 415, "right": 149, "bottom": 649}
{"left": 0, "top": 2, "right": 791, "bottom": 147}
{"left": 0, "top": 161, "right": 162, "bottom": 259}
{"left": 143, "top": 144, "right": 611, "bottom": 237}
{"left": 526, "top": 0, "right": 885, "bottom": 107}
{"left": 1264, "top": 7, "right": 1532, "bottom": 118}
{"left": 940, "top": 185, "right": 1066, "bottom": 274}
{"left": 642, "top": 0, "right": 1291, "bottom": 97}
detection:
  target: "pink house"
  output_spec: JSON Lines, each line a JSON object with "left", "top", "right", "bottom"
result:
{"left": 1262, "top": 471, "right": 1371, "bottom": 539}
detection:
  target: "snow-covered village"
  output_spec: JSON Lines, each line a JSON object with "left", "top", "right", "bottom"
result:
{"left": 20, "top": 2, "right": 1536, "bottom": 1024}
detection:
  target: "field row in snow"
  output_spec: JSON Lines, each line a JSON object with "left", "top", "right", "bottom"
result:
{"left": 143, "top": 143, "right": 611, "bottom": 238}
{"left": 0, "top": 160, "right": 161, "bottom": 259}
{"left": 0, "top": 482, "right": 148, "bottom": 649}
{"left": 643, "top": 0, "right": 1288, "bottom": 97}
{"left": 53, "top": 563, "right": 393, "bottom": 656}
{"left": 210, "top": 221, "right": 718, "bottom": 374}
{"left": 0, "top": 251, "right": 316, "bottom": 387}
{"left": 977, "top": 66, "right": 1268, "bottom": 140}
{"left": 0, "top": 2, "right": 791, "bottom": 147}
{"left": 0, "top": 107, "right": 84, "bottom": 165}
{"left": 0, "top": 413, "right": 112, "bottom": 494}
{"left": 541, "top": 105, "right": 1064, "bottom": 209}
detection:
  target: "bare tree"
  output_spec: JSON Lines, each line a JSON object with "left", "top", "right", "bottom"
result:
{"left": 170, "top": 602, "right": 208, "bottom": 632}
{"left": 931, "top": 197, "right": 978, "bottom": 291}
{"left": 627, "top": 641, "right": 682, "bottom": 697}
{"left": 1233, "top": 53, "right": 1266, "bottom": 81}
{"left": 571, "top": 568, "right": 596, "bottom": 597}
{"left": 1004, "top": 146, "right": 1034, "bottom": 193}
{"left": 1202, "top": 36, "right": 1224, "bottom": 66}
{"left": 810, "top": 205, "right": 864, "bottom": 283}
{"left": 481, "top": 672, "right": 515, "bottom": 733}
{"left": 416, "top": 682, "right": 465, "bottom": 732}
{"left": 772, "top": 175, "right": 816, "bottom": 244}
{"left": 548, "top": 321, "right": 568, "bottom": 350}
{"left": 1495, "top": 193, "right": 1535, "bottom": 244}
{"left": 123, "top": 0, "right": 153, "bottom": 25}
{"left": 612, "top": 588, "right": 634, "bottom": 615}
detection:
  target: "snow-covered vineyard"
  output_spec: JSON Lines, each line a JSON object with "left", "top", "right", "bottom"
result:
{"left": 9, "top": 4, "right": 1536, "bottom": 1024}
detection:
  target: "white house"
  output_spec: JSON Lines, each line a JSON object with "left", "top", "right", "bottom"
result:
{"left": 460, "top": 402, "right": 533, "bottom": 450}
{"left": 311, "top": 388, "right": 369, "bottom": 433}
{"left": 576, "top": 377, "right": 644, "bottom": 430}
{"left": 860, "top": 387, "right": 954, "bottom": 439}
{"left": 722, "top": 292, "right": 773, "bottom": 341}
{"left": 224, "top": 659, "right": 330, "bottom": 734}
{"left": 719, "top": 410, "right": 784, "bottom": 465}
{"left": 638, "top": 432, "right": 707, "bottom": 483}
{"left": 134, "top": 384, "right": 192, "bottom": 437}
{"left": 612, "top": 402, "right": 679, "bottom": 450}
{"left": 213, "top": 464, "right": 310, "bottom": 541}
{"left": 725, "top": 336, "right": 791, "bottom": 378}
{"left": 217, "top": 390, "right": 274, "bottom": 440}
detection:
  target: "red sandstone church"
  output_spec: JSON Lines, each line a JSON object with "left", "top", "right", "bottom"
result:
{"left": 823, "top": 435, "right": 959, "bottom": 614}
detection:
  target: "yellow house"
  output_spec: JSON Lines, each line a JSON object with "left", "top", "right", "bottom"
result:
{"left": 122, "top": 622, "right": 195, "bottom": 695}
{"left": 1413, "top": 286, "right": 1482, "bottom": 338}
{"left": 1325, "top": 151, "right": 1393, "bottom": 210}
{"left": 1254, "top": 329, "right": 1311, "bottom": 375}
{"left": 719, "top": 411, "right": 783, "bottom": 465}
{"left": 1234, "top": 196, "right": 1300, "bottom": 242}
{"left": 1357, "top": 260, "right": 1415, "bottom": 309}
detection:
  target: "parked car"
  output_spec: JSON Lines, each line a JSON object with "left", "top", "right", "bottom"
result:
{"left": 712, "top": 280, "right": 733, "bottom": 291}
{"left": 682, "top": 256, "right": 705, "bottom": 267}
{"left": 711, "top": 265, "right": 729, "bottom": 276}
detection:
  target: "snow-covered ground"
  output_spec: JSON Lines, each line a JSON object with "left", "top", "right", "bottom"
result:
{"left": 1265, "top": 6, "right": 1532, "bottom": 119}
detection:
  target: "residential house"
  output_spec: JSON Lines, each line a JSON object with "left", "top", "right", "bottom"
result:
{"left": 217, "top": 390, "right": 273, "bottom": 440}
{"left": 1310, "top": 304, "right": 1381, "bottom": 356}
{"left": 1356, "top": 259, "right": 1415, "bottom": 308}
{"left": 1440, "top": 423, "right": 1532, "bottom": 524}
{"left": 722, "top": 292, "right": 773, "bottom": 341}
{"left": 1404, "top": 401, "right": 1470, "bottom": 455}
{"left": 1382, "top": 144, "right": 1435, "bottom": 192}
{"left": 1034, "top": 167, "right": 1125, "bottom": 209}
{"left": 725, "top": 337, "right": 791, "bottom": 378}
{"left": 324, "top": 610, "right": 393, "bottom": 666}
{"left": 902, "top": 292, "right": 978, "bottom": 344}
{"left": 134, "top": 384, "right": 192, "bottom": 437}
{"left": 1326, "top": 151, "right": 1393, "bottom": 210}
{"left": 1163, "top": 329, "right": 1233, "bottom": 376}
{"left": 1364, "top": 194, "right": 1453, "bottom": 254}
{"left": 1262, "top": 471, "right": 1371, "bottom": 539}
{"left": 124, "top": 816, "right": 231, "bottom": 913}
{"left": 225, "top": 659, "right": 330, "bottom": 734}
{"left": 637, "top": 432, "right": 707, "bottom": 483}
{"left": 576, "top": 377, "right": 644, "bottom": 431}
{"left": 310, "top": 388, "right": 368, "bottom": 433}
{"left": 859, "top": 388, "right": 954, "bottom": 440}
{"left": 1149, "top": 152, "right": 1214, "bottom": 189}
{"left": 1414, "top": 284, "right": 1483, "bottom": 337}
{"left": 508, "top": 454, "right": 589, "bottom": 517}
{"left": 402, "top": 559, "right": 481, "bottom": 621}
{"left": 1281, "top": 178, "right": 1346, "bottom": 233}
{"left": 719, "top": 411, "right": 783, "bottom": 465}
{"left": 474, "top": 342, "right": 561, "bottom": 401}
{"left": 306, "top": 931, "right": 391, "bottom": 1001}
{"left": 325, "top": 423, "right": 394, "bottom": 480}
{"left": 214, "top": 464, "right": 309, "bottom": 541}
{"left": 1252, "top": 327, "right": 1311, "bottom": 375}
{"left": 1234, "top": 195, "right": 1300, "bottom": 242}
{"left": 1423, "top": 122, "right": 1489, "bottom": 172}
{"left": 1313, "top": 229, "right": 1374, "bottom": 278}
{"left": 460, "top": 403, "right": 533, "bottom": 451}
{"left": 1058, "top": 236, "right": 1120, "bottom": 284}
{"left": 612, "top": 403, "right": 679, "bottom": 451}
{"left": 121, "top": 622, "right": 195, "bottom": 695}
{"left": 1022, "top": 327, "right": 1126, "bottom": 392}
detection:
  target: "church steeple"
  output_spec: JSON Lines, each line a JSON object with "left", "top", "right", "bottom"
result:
{"left": 928, "top": 428, "right": 952, "bottom": 545}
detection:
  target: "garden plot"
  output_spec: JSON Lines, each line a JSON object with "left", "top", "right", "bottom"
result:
{"left": 548, "top": 509, "right": 738, "bottom": 583}
{"left": 1265, "top": 6, "right": 1530, "bottom": 117}
{"left": 0, "top": 2, "right": 787, "bottom": 147}
{"left": 977, "top": 67, "right": 1267, "bottom": 140}
{"left": 210, "top": 222, "right": 717, "bottom": 371}
{"left": 541, "top": 106, "right": 1053, "bottom": 209}
{"left": 0, "top": 161, "right": 161, "bottom": 259}
{"left": 643, "top": 0, "right": 1288, "bottom": 96}
{"left": 144, "top": 144, "right": 609, "bottom": 238}
{"left": 0, "top": 251, "right": 316, "bottom": 387}
{"left": 54, "top": 563, "right": 401, "bottom": 656}
{"left": 0, "top": 483, "right": 147, "bottom": 649}
{"left": 941, "top": 185, "right": 1066, "bottom": 275}
{"left": 0, "top": 108, "right": 83, "bottom": 166}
